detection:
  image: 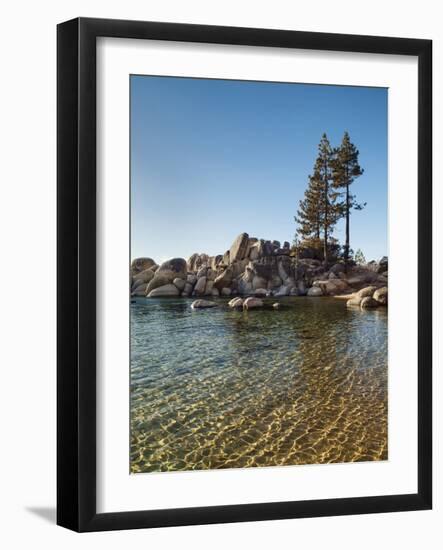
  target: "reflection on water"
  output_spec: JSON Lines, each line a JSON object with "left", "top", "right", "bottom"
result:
{"left": 130, "top": 297, "right": 387, "bottom": 473}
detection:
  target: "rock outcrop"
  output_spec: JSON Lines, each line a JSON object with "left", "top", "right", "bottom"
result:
{"left": 131, "top": 233, "right": 388, "bottom": 305}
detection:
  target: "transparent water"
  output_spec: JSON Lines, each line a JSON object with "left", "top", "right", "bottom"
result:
{"left": 130, "top": 297, "right": 387, "bottom": 473}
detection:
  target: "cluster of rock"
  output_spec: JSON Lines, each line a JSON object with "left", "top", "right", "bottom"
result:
{"left": 130, "top": 232, "right": 388, "bottom": 303}
{"left": 346, "top": 286, "right": 388, "bottom": 309}
{"left": 190, "top": 297, "right": 269, "bottom": 310}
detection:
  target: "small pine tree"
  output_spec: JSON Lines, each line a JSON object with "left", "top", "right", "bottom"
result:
{"left": 295, "top": 133, "right": 342, "bottom": 265}
{"left": 354, "top": 248, "right": 366, "bottom": 265}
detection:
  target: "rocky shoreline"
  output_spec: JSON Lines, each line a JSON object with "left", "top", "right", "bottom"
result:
{"left": 131, "top": 232, "right": 388, "bottom": 310}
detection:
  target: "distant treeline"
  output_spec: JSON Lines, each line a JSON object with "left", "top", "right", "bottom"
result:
{"left": 294, "top": 132, "right": 364, "bottom": 267}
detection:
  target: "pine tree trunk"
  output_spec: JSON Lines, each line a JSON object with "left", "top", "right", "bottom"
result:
{"left": 345, "top": 182, "right": 350, "bottom": 271}
{"left": 323, "top": 168, "right": 328, "bottom": 266}
{"left": 324, "top": 225, "right": 328, "bottom": 266}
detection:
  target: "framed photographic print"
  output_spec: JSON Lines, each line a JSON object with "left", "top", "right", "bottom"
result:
{"left": 57, "top": 18, "right": 432, "bottom": 531}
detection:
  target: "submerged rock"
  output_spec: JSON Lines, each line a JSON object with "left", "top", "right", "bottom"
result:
{"left": 228, "top": 297, "right": 243, "bottom": 308}
{"left": 243, "top": 297, "right": 264, "bottom": 310}
{"left": 191, "top": 299, "right": 218, "bottom": 309}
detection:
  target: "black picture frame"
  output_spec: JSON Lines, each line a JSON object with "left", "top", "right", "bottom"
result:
{"left": 57, "top": 17, "right": 432, "bottom": 532}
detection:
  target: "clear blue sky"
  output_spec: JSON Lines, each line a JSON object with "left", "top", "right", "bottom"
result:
{"left": 131, "top": 75, "right": 387, "bottom": 264}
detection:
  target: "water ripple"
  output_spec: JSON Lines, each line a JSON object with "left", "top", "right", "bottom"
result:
{"left": 130, "top": 297, "right": 388, "bottom": 472}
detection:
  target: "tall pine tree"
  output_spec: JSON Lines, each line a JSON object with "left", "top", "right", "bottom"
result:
{"left": 332, "top": 131, "right": 364, "bottom": 269}
{"left": 295, "top": 169, "right": 323, "bottom": 241}
{"left": 317, "top": 133, "right": 340, "bottom": 265}
{"left": 295, "top": 134, "right": 341, "bottom": 264}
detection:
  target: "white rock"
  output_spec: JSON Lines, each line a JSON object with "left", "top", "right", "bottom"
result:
{"left": 243, "top": 297, "right": 264, "bottom": 309}
{"left": 356, "top": 285, "right": 378, "bottom": 298}
{"left": 373, "top": 286, "right": 388, "bottom": 305}
{"left": 191, "top": 299, "right": 218, "bottom": 309}
{"left": 147, "top": 284, "right": 180, "bottom": 297}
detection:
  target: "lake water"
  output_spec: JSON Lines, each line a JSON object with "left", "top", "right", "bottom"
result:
{"left": 130, "top": 297, "right": 388, "bottom": 473}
